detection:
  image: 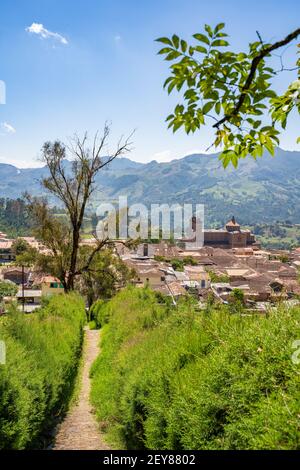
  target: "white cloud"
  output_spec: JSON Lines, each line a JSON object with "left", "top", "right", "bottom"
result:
{"left": 114, "top": 35, "right": 121, "bottom": 43}
{"left": 151, "top": 150, "right": 172, "bottom": 162}
{"left": 1, "top": 122, "right": 16, "bottom": 134}
{"left": 0, "top": 155, "right": 42, "bottom": 168}
{"left": 26, "top": 23, "right": 68, "bottom": 45}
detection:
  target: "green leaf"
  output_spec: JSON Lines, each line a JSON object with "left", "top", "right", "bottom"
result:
{"left": 172, "top": 34, "right": 180, "bottom": 48}
{"left": 158, "top": 47, "right": 173, "bottom": 55}
{"left": 193, "top": 33, "right": 210, "bottom": 45}
{"left": 165, "top": 50, "right": 182, "bottom": 60}
{"left": 231, "top": 154, "right": 238, "bottom": 168}
{"left": 265, "top": 136, "right": 274, "bottom": 156}
{"left": 194, "top": 45, "right": 207, "bottom": 54}
{"left": 173, "top": 120, "right": 183, "bottom": 132}
{"left": 180, "top": 39, "right": 187, "bottom": 53}
{"left": 203, "top": 101, "right": 215, "bottom": 115}
{"left": 214, "top": 23, "right": 225, "bottom": 34}
{"left": 262, "top": 90, "right": 277, "bottom": 99}
{"left": 211, "top": 39, "right": 229, "bottom": 47}
{"left": 156, "top": 37, "right": 173, "bottom": 46}
{"left": 221, "top": 153, "right": 232, "bottom": 168}
{"left": 204, "top": 24, "right": 214, "bottom": 38}
{"left": 175, "top": 104, "right": 184, "bottom": 114}
{"left": 167, "top": 81, "right": 176, "bottom": 94}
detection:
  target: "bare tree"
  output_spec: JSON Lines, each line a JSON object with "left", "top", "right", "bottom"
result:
{"left": 28, "top": 125, "right": 132, "bottom": 291}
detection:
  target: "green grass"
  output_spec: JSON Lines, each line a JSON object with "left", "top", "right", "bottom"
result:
{"left": 91, "top": 287, "right": 300, "bottom": 450}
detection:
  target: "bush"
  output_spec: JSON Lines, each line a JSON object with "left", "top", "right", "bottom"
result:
{"left": 0, "top": 293, "right": 85, "bottom": 449}
{"left": 170, "top": 259, "right": 184, "bottom": 271}
{"left": 88, "top": 320, "right": 97, "bottom": 330}
{"left": 90, "top": 299, "right": 110, "bottom": 328}
{"left": 91, "top": 288, "right": 300, "bottom": 450}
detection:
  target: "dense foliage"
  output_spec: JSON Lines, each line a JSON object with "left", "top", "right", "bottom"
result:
{"left": 0, "top": 280, "right": 18, "bottom": 301}
{"left": 78, "top": 248, "right": 135, "bottom": 307}
{"left": 0, "top": 293, "right": 85, "bottom": 449}
{"left": 91, "top": 287, "right": 300, "bottom": 449}
{"left": 0, "top": 198, "right": 32, "bottom": 237}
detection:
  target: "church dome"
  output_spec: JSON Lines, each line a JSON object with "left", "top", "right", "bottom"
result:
{"left": 225, "top": 216, "right": 240, "bottom": 232}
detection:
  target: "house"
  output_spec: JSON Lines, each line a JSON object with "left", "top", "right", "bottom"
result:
{"left": 232, "top": 247, "right": 254, "bottom": 257}
{"left": 135, "top": 243, "right": 156, "bottom": 258}
{"left": 135, "top": 267, "right": 166, "bottom": 287}
{"left": 124, "top": 258, "right": 167, "bottom": 288}
{"left": 211, "top": 283, "right": 234, "bottom": 302}
{"left": 232, "top": 272, "right": 288, "bottom": 302}
{"left": 165, "top": 281, "right": 186, "bottom": 298}
{"left": 225, "top": 268, "right": 253, "bottom": 282}
{"left": 184, "top": 265, "right": 210, "bottom": 289}
{"left": 3, "top": 266, "right": 30, "bottom": 285}
{"left": 16, "top": 289, "right": 42, "bottom": 312}
{"left": 40, "top": 276, "right": 64, "bottom": 296}
{"left": 153, "top": 242, "right": 181, "bottom": 259}
{"left": 0, "top": 240, "right": 15, "bottom": 263}
{"left": 173, "top": 271, "right": 189, "bottom": 282}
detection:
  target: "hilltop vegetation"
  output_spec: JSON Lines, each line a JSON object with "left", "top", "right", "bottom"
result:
{"left": 0, "top": 294, "right": 85, "bottom": 449}
{"left": 91, "top": 287, "right": 300, "bottom": 450}
{"left": 251, "top": 222, "right": 300, "bottom": 250}
{"left": 1, "top": 148, "right": 300, "bottom": 227}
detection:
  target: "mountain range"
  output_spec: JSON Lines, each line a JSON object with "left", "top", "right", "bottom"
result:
{"left": 0, "top": 147, "right": 300, "bottom": 226}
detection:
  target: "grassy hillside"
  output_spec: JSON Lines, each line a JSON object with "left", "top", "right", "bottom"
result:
{"left": 91, "top": 287, "right": 300, "bottom": 450}
{"left": 249, "top": 222, "right": 300, "bottom": 250}
{"left": 0, "top": 294, "right": 85, "bottom": 449}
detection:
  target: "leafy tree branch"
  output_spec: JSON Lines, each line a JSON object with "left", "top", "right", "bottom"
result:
{"left": 157, "top": 24, "right": 300, "bottom": 167}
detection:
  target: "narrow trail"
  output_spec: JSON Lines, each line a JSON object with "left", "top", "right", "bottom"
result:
{"left": 53, "top": 328, "right": 109, "bottom": 450}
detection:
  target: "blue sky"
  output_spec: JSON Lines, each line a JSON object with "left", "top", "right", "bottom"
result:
{"left": 0, "top": 0, "right": 299, "bottom": 167}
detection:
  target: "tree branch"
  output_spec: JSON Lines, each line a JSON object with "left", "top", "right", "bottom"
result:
{"left": 74, "top": 238, "right": 110, "bottom": 276}
{"left": 213, "top": 27, "right": 300, "bottom": 128}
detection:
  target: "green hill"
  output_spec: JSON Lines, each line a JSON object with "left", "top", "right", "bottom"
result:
{"left": 1, "top": 148, "right": 300, "bottom": 225}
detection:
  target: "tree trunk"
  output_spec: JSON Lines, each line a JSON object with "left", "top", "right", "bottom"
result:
{"left": 67, "top": 225, "right": 80, "bottom": 291}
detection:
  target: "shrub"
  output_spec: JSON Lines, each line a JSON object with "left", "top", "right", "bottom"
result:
{"left": 88, "top": 320, "right": 97, "bottom": 330}
{"left": 207, "top": 270, "right": 230, "bottom": 283}
{"left": 170, "top": 259, "right": 184, "bottom": 272}
{"left": 90, "top": 299, "right": 110, "bottom": 328}
{"left": 0, "top": 293, "right": 85, "bottom": 449}
{"left": 183, "top": 256, "right": 198, "bottom": 266}
{"left": 91, "top": 288, "right": 300, "bottom": 450}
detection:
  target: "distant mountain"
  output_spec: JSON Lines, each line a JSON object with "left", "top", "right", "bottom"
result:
{"left": 1, "top": 149, "right": 300, "bottom": 225}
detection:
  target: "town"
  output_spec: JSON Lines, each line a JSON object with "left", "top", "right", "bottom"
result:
{"left": 1, "top": 215, "right": 300, "bottom": 313}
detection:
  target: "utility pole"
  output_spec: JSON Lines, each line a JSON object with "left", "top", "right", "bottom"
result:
{"left": 22, "top": 265, "right": 25, "bottom": 313}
